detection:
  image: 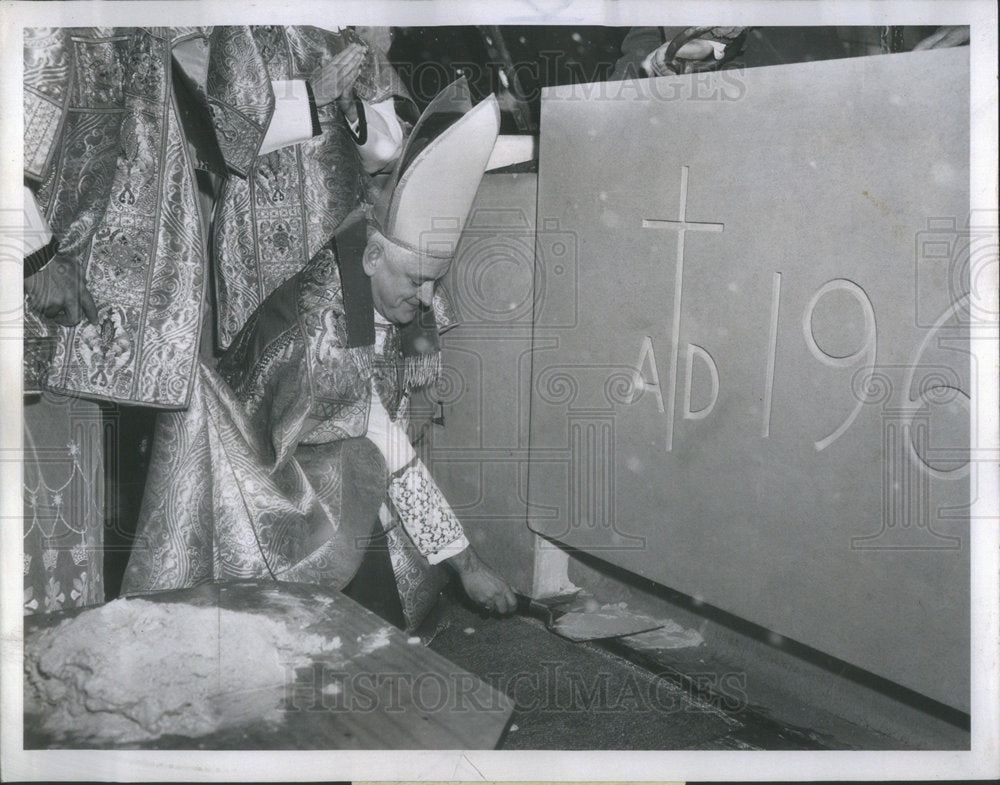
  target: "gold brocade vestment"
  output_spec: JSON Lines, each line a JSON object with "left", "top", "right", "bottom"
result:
{"left": 122, "top": 237, "right": 455, "bottom": 631}
{"left": 24, "top": 26, "right": 402, "bottom": 408}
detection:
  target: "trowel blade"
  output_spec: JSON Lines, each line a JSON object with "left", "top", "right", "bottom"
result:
{"left": 550, "top": 609, "right": 665, "bottom": 642}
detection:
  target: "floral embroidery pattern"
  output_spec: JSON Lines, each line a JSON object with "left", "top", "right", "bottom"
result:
{"left": 388, "top": 462, "right": 465, "bottom": 559}
{"left": 70, "top": 572, "right": 89, "bottom": 602}
{"left": 24, "top": 586, "right": 39, "bottom": 615}
{"left": 24, "top": 399, "right": 104, "bottom": 616}
{"left": 44, "top": 577, "right": 65, "bottom": 613}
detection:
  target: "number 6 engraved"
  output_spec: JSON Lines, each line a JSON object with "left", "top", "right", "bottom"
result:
{"left": 802, "top": 279, "right": 878, "bottom": 452}
{"left": 901, "top": 296, "right": 971, "bottom": 480}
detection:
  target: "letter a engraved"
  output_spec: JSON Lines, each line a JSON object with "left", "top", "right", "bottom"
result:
{"left": 630, "top": 335, "right": 665, "bottom": 413}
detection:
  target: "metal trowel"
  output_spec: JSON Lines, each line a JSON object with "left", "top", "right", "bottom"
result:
{"left": 516, "top": 592, "right": 666, "bottom": 642}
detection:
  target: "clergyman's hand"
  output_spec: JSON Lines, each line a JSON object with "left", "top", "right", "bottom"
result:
{"left": 912, "top": 26, "right": 970, "bottom": 51}
{"left": 446, "top": 545, "right": 517, "bottom": 615}
{"left": 24, "top": 255, "right": 98, "bottom": 327}
{"left": 645, "top": 27, "right": 746, "bottom": 75}
{"left": 311, "top": 43, "right": 366, "bottom": 113}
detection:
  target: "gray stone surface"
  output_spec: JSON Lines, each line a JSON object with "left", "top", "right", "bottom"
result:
{"left": 414, "top": 172, "right": 540, "bottom": 593}
{"left": 528, "top": 49, "right": 971, "bottom": 710}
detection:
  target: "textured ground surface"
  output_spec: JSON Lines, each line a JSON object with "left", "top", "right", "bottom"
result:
{"left": 427, "top": 593, "right": 869, "bottom": 750}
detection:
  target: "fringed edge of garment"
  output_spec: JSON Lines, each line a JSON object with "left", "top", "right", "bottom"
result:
{"left": 403, "top": 351, "right": 441, "bottom": 389}
{"left": 348, "top": 345, "right": 376, "bottom": 380}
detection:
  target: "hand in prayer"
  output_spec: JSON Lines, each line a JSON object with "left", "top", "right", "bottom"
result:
{"left": 912, "top": 26, "right": 970, "bottom": 51}
{"left": 644, "top": 27, "right": 746, "bottom": 76}
{"left": 447, "top": 545, "right": 518, "bottom": 615}
{"left": 24, "top": 255, "right": 98, "bottom": 327}
{"left": 311, "top": 42, "right": 367, "bottom": 115}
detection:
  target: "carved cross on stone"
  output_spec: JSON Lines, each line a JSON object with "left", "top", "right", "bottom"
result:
{"left": 642, "top": 165, "right": 724, "bottom": 451}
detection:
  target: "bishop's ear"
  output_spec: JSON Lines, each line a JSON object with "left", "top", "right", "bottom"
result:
{"left": 362, "top": 238, "right": 384, "bottom": 276}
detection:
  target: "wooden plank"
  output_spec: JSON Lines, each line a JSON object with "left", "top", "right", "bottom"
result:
{"left": 24, "top": 581, "right": 513, "bottom": 749}
{"left": 529, "top": 49, "right": 970, "bottom": 710}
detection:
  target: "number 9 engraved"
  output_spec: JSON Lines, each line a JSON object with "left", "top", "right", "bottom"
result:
{"left": 802, "top": 279, "right": 878, "bottom": 452}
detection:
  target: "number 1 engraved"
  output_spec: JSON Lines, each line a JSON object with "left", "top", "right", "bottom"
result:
{"left": 761, "top": 271, "right": 782, "bottom": 438}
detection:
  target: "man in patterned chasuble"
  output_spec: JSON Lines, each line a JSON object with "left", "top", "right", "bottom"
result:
{"left": 120, "top": 79, "right": 517, "bottom": 631}
{"left": 22, "top": 26, "right": 410, "bottom": 615}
